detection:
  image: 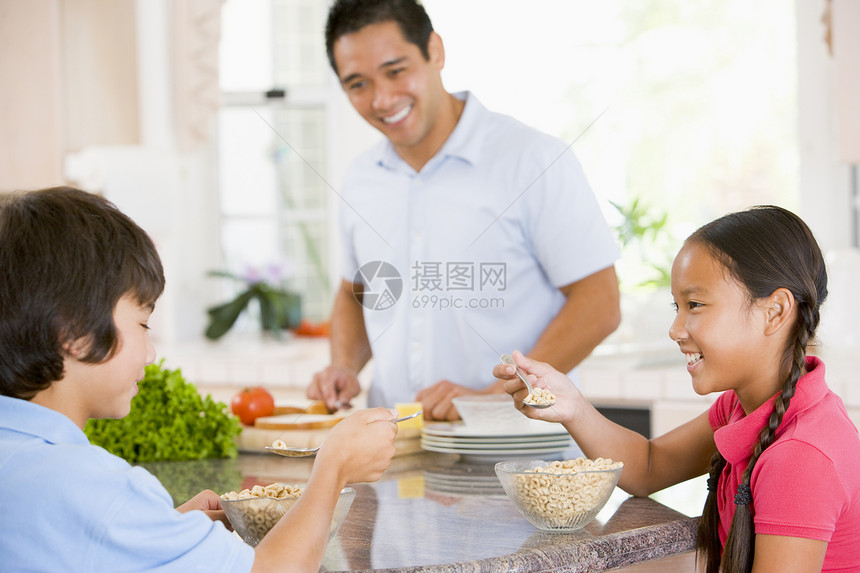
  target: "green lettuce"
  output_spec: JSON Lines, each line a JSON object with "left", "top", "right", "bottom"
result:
{"left": 85, "top": 360, "right": 241, "bottom": 462}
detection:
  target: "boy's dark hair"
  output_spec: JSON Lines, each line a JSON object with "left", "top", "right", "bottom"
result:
{"left": 691, "top": 205, "right": 827, "bottom": 573}
{"left": 0, "top": 187, "right": 165, "bottom": 400}
{"left": 325, "top": 0, "right": 434, "bottom": 74}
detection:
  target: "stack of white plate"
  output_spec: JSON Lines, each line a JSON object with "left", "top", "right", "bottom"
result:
{"left": 422, "top": 461, "right": 506, "bottom": 495}
{"left": 421, "top": 421, "right": 572, "bottom": 462}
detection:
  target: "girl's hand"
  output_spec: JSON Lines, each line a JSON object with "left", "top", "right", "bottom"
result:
{"left": 492, "top": 350, "right": 583, "bottom": 425}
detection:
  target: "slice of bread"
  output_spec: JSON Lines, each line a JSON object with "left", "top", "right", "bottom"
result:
{"left": 272, "top": 400, "right": 333, "bottom": 416}
{"left": 254, "top": 413, "right": 346, "bottom": 430}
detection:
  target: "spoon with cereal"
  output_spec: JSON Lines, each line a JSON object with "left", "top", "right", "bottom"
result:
{"left": 500, "top": 353, "right": 556, "bottom": 409}
{"left": 265, "top": 410, "right": 424, "bottom": 457}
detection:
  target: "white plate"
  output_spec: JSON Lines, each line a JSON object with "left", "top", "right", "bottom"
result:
{"left": 423, "top": 421, "right": 568, "bottom": 439}
{"left": 423, "top": 481, "right": 506, "bottom": 496}
{"left": 421, "top": 433, "right": 572, "bottom": 446}
{"left": 421, "top": 441, "right": 571, "bottom": 458}
{"left": 421, "top": 432, "right": 571, "bottom": 446}
{"left": 421, "top": 437, "right": 571, "bottom": 451}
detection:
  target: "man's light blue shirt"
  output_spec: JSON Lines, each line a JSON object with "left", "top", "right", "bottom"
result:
{"left": 339, "top": 92, "right": 620, "bottom": 407}
{"left": 0, "top": 395, "right": 255, "bottom": 572}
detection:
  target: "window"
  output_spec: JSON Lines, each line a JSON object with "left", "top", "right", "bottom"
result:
{"left": 426, "top": 0, "right": 799, "bottom": 275}
{"left": 217, "top": 0, "right": 334, "bottom": 324}
{"left": 215, "top": 0, "right": 800, "bottom": 329}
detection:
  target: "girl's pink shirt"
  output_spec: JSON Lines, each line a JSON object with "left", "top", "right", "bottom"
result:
{"left": 709, "top": 357, "right": 860, "bottom": 571}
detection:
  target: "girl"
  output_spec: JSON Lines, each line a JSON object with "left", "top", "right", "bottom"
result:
{"left": 495, "top": 206, "right": 860, "bottom": 573}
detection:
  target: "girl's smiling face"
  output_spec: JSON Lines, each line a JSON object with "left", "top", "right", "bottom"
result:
{"left": 669, "top": 241, "right": 782, "bottom": 406}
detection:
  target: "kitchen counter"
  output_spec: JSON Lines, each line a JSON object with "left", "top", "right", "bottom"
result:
{"left": 143, "top": 452, "right": 701, "bottom": 572}
{"left": 158, "top": 337, "right": 860, "bottom": 439}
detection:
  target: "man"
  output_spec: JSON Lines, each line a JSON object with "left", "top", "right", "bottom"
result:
{"left": 307, "top": 0, "right": 621, "bottom": 420}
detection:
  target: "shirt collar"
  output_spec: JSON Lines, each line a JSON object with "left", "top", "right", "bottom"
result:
{"left": 0, "top": 394, "right": 89, "bottom": 446}
{"left": 715, "top": 356, "right": 827, "bottom": 464}
{"left": 377, "top": 91, "right": 484, "bottom": 172}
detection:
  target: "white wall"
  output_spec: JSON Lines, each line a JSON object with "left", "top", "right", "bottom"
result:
{"left": 796, "top": 0, "right": 858, "bottom": 251}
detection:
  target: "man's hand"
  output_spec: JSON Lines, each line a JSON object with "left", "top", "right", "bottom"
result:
{"left": 306, "top": 280, "right": 371, "bottom": 411}
{"left": 415, "top": 380, "right": 500, "bottom": 421}
{"left": 307, "top": 365, "right": 361, "bottom": 411}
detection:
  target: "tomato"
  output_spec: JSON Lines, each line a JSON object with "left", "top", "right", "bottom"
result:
{"left": 294, "top": 319, "right": 331, "bottom": 337}
{"left": 231, "top": 387, "right": 275, "bottom": 425}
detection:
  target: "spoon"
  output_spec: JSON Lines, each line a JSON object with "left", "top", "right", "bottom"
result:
{"left": 500, "top": 354, "right": 554, "bottom": 409}
{"left": 265, "top": 410, "right": 424, "bottom": 458}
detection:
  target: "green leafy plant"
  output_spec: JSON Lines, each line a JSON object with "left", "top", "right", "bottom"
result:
{"left": 205, "top": 268, "right": 302, "bottom": 340}
{"left": 85, "top": 361, "right": 241, "bottom": 463}
{"left": 610, "top": 197, "right": 668, "bottom": 248}
{"left": 609, "top": 197, "right": 673, "bottom": 289}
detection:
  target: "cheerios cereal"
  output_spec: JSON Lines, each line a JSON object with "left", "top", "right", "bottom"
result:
{"left": 511, "top": 457, "right": 623, "bottom": 528}
{"left": 220, "top": 483, "right": 304, "bottom": 544}
{"left": 524, "top": 386, "right": 556, "bottom": 406}
{"left": 221, "top": 482, "right": 303, "bottom": 501}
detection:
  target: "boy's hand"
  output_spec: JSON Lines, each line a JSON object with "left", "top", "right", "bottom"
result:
{"left": 176, "top": 489, "right": 232, "bottom": 530}
{"left": 317, "top": 407, "right": 398, "bottom": 485}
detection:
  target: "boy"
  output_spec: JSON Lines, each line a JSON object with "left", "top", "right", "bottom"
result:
{"left": 0, "top": 187, "right": 398, "bottom": 572}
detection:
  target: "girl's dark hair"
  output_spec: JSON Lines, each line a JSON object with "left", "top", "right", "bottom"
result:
{"left": 0, "top": 187, "right": 165, "bottom": 399}
{"left": 325, "top": 0, "right": 434, "bottom": 74}
{"left": 689, "top": 206, "right": 827, "bottom": 573}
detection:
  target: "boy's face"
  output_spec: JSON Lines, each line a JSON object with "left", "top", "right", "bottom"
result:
{"left": 334, "top": 20, "right": 447, "bottom": 158}
{"left": 79, "top": 295, "right": 156, "bottom": 420}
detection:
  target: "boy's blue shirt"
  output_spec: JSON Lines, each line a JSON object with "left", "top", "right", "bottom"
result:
{"left": 0, "top": 395, "right": 254, "bottom": 572}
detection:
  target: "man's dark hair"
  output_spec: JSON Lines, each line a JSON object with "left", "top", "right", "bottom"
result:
{"left": 0, "top": 187, "right": 165, "bottom": 399}
{"left": 325, "top": 0, "right": 434, "bottom": 74}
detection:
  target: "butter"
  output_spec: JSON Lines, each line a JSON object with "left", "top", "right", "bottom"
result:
{"left": 397, "top": 475, "right": 425, "bottom": 498}
{"left": 394, "top": 402, "right": 424, "bottom": 429}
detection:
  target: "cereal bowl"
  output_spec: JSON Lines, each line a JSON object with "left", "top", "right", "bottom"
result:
{"left": 494, "top": 458, "right": 623, "bottom": 532}
{"left": 220, "top": 483, "right": 356, "bottom": 546}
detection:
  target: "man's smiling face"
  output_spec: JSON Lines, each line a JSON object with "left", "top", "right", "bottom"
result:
{"left": 334, "top": 20, "right": 448, "bottom": 162}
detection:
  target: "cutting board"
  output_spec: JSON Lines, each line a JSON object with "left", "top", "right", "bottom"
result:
{"left": 254, "top": 413, "right": 347, "bottom": 430}
{"left": 236, "top": 423, "right": 423, "bottom": 457}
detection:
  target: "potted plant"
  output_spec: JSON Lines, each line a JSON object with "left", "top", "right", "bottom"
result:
{"left": 599, "top": 197, "right": 678, "bottom": 365}
{"left": 204, "top": 264, "right": 302, "bottom": 340}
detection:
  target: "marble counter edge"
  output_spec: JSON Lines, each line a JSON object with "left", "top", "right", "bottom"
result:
{"left": 328, "top": 516, "right": 699, "bottom": 573}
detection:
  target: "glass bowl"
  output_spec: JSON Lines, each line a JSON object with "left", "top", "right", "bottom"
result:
{"left": 494, "top": 459, "right": 622, "bottom": 531}
{"left": 221, "top": 485, "right": 356, "bottom": 546}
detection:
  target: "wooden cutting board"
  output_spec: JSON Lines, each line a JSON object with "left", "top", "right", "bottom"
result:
{"left": 271, "top": 400, "right": 333, "bottom": 416}
{"left": 254, "top": 413, "right": 346, "bottom": 430}
{"left": 236, "top": 424, "right": 422, "bottom": 456}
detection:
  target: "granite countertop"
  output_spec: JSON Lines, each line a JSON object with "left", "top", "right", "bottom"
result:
{"left": 145, "top": 452, "right": 700, "bottom": 572}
